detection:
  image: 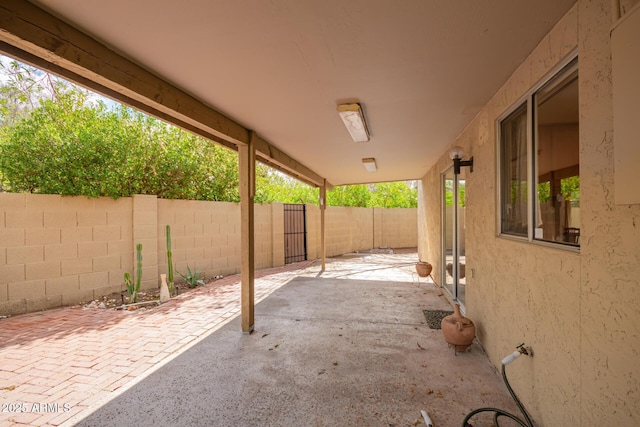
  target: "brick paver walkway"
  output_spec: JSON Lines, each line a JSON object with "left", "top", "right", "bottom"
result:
{"left": 0, "top": 261, "right": 316, "bottom": 427}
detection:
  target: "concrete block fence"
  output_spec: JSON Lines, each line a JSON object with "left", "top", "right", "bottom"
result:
{"left": 0, "top": 193, "right": 417, "bottom": 315}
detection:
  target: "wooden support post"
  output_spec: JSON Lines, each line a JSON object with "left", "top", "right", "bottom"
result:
{"left": 239, "top": 132, "right": 256, "bottom": 334}
{"left": 320, "top": 180, "right": 327, "bottom": 271}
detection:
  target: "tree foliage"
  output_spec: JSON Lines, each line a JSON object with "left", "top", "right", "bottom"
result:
{"left": 255, "top": 167, "right": 319, "bottom": 205}
{"left": 0, "top": 59, "right": 238, "bottom": 200}
{"left": 367, "top": 182, "right": 418, "bottom": 208}
{"left": 256, "top": 168, "right": 417, "bottom": 208}
{"left": 537, "top": 176, "right": 579, "bottom": 205}
{"left": 444, "top": 179, "right": 466, "bottom": 207}
{"left": 0, "top": 59, "right": 59, "bottom": 127}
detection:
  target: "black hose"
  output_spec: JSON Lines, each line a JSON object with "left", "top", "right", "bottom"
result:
{"left": 461, "top": 364, "right": 534, "bottom": 427}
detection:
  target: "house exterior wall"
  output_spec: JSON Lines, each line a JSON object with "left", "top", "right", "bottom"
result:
{"left": 579, "top": 0, "right": 640, "bottom": 423}
{"left": 418, "top": 1, "right": 640, "bottom": 425}
{"left": 0, "top": 195, "right": 416, "bottom": 316}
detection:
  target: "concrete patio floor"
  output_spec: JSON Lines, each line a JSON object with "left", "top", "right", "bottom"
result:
{"left": 1, "top": 251, "right": 523, "bottom": 427}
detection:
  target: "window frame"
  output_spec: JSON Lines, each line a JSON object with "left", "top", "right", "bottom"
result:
{"left": 498, "top": 100, "right": 531, "bottom": 239}
{"left": 496, "top": 52, "right": 579, "bottom": 251}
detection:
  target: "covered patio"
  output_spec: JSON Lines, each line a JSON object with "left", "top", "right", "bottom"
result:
{"left": 0, "top": 0, "right": 578, "bottom": 332}
{"left": 0, "top": 251, "right": 521, "bottom": 427}
{"left": 2, "top": 1, "right": 639, "bottom": 424}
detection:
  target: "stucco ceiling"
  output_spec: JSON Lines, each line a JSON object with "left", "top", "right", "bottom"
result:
{"left": 30, "top": 0, "right": 576, "bottom": 186}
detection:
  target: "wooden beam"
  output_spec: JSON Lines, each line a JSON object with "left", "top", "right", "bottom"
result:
{"left": 257, "top": 157, "right": 320, "bottom": 189}
{"left": 254, "top": 134, "right": 331, "bottom": 189}
{"left": 239, "top": 132, "right": 256, "bottom": 334}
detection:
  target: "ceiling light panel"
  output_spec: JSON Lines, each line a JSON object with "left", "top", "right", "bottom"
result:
{"left": 362, "top": 157, "right": 377, "bottom": 172}
{"left": 337, "top": 103, "right": 370, "bottom": 143}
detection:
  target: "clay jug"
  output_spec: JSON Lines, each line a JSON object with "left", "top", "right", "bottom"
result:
{"left": 416, "top": 261, "right": 433, "bottom": 277}
{"left": 441, "top": 304, "right": 476, "bottom": 351}
{"left": 160, "top": 274, "right": 171, "bottom": 303}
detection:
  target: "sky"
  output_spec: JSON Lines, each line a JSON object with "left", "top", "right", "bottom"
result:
{"left": 0, "top": 53, "right": 119, "bottom": 110}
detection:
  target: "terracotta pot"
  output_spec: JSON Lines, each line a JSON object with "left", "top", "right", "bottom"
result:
{"left": 441, "top": 304, "right": 476, "bottom": 352}
{"left": 416, "top": 261, "right": 433, "bottom": 277}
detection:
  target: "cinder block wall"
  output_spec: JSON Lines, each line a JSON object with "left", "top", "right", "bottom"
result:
{"left": 305, "top": 204, "right": 320, "bottom": 260}
{"left": 349, "top": 207, "right": 375, "bottom": 252}
{"left": 325, "top": 207, "right": 354, "bottom": 256}
{"left": 375, "top": 208, "right": 418, "bottom": 249}
{"left": 308, "top": 205, "right": 417, "bottom": 258}
{"left": 157, "top": 199, "right": 242, "bottom": 281}
{"left": 0, "top": 193, "right": 133, "bottom": 315}
{"left": 270, "top": 203, "right": 285, "bottom": 267}
{"left": 156, "top": 200, "right": 283, "bottom": 280}
{"left": 133, "top": 195, "right": 158, "bottom": 290}
{"left": 1, "top": 194, "right": 415, "bottom": 315}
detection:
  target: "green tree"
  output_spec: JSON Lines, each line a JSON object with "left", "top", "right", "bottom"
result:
{"left": 1, "top": 89, "right": 127, "bottom": 196}
{"left": 0, "top": 63, "right": 239, "bottom": 200}
{"left": 537, "top": 176, "right": 580, "bottom": 205}
{"left": 255, "top": 166, "right": 318, "bottom": 204}
{"left": 256, "top": 167, "right": 417, "bottom": 208}
{"left": 327, "top": 184, "right": 370, "bottom": 207}
{"left": 561, "top": 176, "right": 580, "bottom": 202}
{"left": 0, "top": 58, "right": 61, "bottom": 126}
{"left": 0, "top": 98, "right": 239, "bottom": 199}
{"left": 368, "top": 182, "right": 418, "bottom": 208}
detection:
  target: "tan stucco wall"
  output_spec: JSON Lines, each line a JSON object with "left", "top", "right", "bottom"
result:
{"left": 418, "top": 1, "right": 640, "bottom": 424}
{"left": 578, "top": 0, "right": 640, "bottom": 423}
{"left": 1, "top": 195, "right": 416, "bottom": 315}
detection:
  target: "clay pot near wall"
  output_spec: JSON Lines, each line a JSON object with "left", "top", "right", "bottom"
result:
{"left": 441, "top": 304, "right": 476, "bottom": 352}
{"left": 416, "top": 261, "right": 433, "bottom": 277}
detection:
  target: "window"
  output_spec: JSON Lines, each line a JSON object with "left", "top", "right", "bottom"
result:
{"left": 500, "top": 103, "right": 528, "bottom": 237}
{"left": 499, "top": 58, "right": 579, "bottom": 247}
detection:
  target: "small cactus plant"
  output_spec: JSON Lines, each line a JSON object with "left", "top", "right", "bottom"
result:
{"left": 124, "top": 243, "right": 143, "bottom": 303}
{"left": 166, "top": 225, "right": 175, "bottom": 296}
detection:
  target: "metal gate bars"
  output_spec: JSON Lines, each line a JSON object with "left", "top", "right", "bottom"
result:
{"left": 284, "top": 204, "right": 307, "bottom": 264}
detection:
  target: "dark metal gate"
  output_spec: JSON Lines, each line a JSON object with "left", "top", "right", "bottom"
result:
{"left": 284, "top": 204, "right": 307, "bottom": 264}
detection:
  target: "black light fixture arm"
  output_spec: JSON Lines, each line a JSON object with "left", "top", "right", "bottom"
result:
{"left": 453, "top": 157, "right": 474, "bottom": 175}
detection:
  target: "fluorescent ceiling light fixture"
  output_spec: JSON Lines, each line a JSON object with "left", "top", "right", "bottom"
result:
{"left": 337, "top": 103, "right": 370, "bottom": 142}
{"left": 362, "top": 157, "right": 377, "bottom": 172}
